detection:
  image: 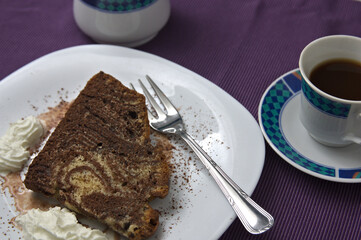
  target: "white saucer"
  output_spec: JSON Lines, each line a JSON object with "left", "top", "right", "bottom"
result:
{"left": 258, "top": 69, "right": 361, "bottom": 183}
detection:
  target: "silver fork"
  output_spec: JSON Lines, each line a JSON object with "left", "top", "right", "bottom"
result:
{"left": 134, "top": 75, "right": 274, "bottom": 234}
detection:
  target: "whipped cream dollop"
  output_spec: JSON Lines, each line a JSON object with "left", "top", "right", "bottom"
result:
{"left": 0, "top": 116, "right": 44, "bottom": 173}
{"left": 15, "top": 207, "right": 108, "bottom": 240}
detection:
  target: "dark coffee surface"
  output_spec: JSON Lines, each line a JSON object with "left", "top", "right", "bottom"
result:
{"left": 310, "top": 59, "right": 361, "bottom": 101}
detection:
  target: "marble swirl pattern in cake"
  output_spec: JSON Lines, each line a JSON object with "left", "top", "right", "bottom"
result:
{"left": 54, "top": 145, "right": 167, "bottom": 235}
{"left": 0, "top": 116, "right": 44, "bottom": 173}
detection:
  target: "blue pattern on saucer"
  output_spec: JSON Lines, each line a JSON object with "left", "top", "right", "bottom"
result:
{"left": 260, "top": 70, "right": 336, "bottom": 177}
{"left": 339, "top": 169, "right": 361, "bottom": 179}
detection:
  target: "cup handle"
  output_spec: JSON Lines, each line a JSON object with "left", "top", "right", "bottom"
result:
{"left": 343, "top": 113, "right": 361, "bottom": 144}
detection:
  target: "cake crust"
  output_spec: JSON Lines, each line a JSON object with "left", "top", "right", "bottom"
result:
{"left": 24, "top": 72, "right": 170, "bottom": 240}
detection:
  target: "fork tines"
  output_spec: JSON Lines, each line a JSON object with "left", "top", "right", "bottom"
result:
{"left": 136, "top": 75, "right": 178, "bottom": 119}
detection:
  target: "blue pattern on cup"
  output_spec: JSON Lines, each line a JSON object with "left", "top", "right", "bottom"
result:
{"left": 81, "top": 0, "right": 156, "bottom": 12}
{"left": 301, "top": 79, "right": 351, "bottom": 118}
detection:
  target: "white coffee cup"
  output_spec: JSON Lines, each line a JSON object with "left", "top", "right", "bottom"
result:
{"left": 299, "top": 35, "right": 361, "bottom": 147}
{"left": 73, "top": 0, "right": 170, "bottom": 47}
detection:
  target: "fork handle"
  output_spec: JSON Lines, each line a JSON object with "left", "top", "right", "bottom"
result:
{"left": 179, "top": 131, "right": 274, "bottom": 234}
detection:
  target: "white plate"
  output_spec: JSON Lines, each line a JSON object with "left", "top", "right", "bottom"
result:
{"left": 0, "top": 45, "right": 265, "bottom": 239}
{"left": 258, "top": 69, "right": 361, "bottom": 183}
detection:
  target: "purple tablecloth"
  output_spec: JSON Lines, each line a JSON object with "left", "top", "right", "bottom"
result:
{"left": 1, "top": 1, "right": 361, "bottom": 239}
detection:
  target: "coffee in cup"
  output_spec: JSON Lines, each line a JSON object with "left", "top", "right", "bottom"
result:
{"left": 309, "top": 58, "right": 361, "bottom": 101}
{"left": 299, "top": 35, "right": 361, "bottom": 147}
